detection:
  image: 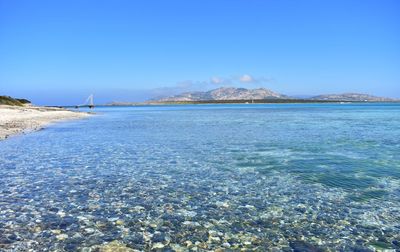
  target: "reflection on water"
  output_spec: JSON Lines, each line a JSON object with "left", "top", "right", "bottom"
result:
{"left": 0, "top": 104, "right": 399, "bottom": 251}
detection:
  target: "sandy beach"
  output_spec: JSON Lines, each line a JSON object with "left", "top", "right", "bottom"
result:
{"left": 0, "top": 105, "right": 90, "bottom": 140}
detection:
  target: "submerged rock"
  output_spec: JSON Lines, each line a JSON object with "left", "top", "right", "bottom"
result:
{"left": 97, "top": 240, "right": 135, "bottom": 252}
{"left": 289, "top": 241, "right": 324, "bottom": 252}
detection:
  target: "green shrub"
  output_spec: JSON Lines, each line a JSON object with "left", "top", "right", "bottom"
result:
{"left": 0, "top": 96, "right": 30, "bottom": 106}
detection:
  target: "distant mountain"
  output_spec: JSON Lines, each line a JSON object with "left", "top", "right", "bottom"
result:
{"left": 0, "top": 96, "right": 31, "bottom": 106}
{"left": 107, "top": 88, "right": 398, "bottom": 105}
{"left": 151, "top": 87, "right": 288, "bottom": 102}
{"left": 311, "top": 93, "right": 395, "bottom": 102}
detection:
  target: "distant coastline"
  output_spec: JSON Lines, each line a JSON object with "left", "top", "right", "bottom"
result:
{"left": 105, "top": 87, "right": 398, "bottom": 106}
{"left": 105, "top": 99, "right": 400, "bottom": 107}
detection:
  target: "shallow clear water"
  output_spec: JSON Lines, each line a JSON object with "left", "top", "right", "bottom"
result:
{"left": 0, "top": 104, "right": 399, "bottom": 251}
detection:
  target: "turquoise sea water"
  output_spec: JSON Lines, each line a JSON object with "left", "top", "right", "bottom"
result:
{"left": 0, "top": 103, "right": 400, "bottom": 251}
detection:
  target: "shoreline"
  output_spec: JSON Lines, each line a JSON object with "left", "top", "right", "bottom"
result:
{"left": 0, "top": 105, "right": 91, "bottom": 140}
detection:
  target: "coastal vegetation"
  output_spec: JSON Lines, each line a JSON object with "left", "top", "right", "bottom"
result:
{"left": 0, "top": 95, "right": 31, "bottom": 106}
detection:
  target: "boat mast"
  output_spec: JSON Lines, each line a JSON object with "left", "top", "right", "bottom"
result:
{"left": 88, "top": 94, "right": 94, "bottom": 109}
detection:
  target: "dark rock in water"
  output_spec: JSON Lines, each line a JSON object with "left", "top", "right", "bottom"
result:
{"left": 42, "top": 214, "right": 62, "bottom": 229}
{"left": 294, "top": 206, "right": 307, "bottom": 213}
{"left": 194, "top": 231, "right": 209, "bottom": 242}
{"left": 369, "top": 240, "right": 394, "bottom": 250}
{"left": 39, "top": 231, "right": 52, "bottom": 239}
{"left": 351, "top": 247, "right": 374, "bottom": 252}
{"left": 231, "top": 221, "right": 245, "bottom": 232}
{"left": 152, "top": 232, "right": 166, "bottom": 243}
{"left": 161, "top": 248, "right": 175, "bottom": 252}
{"left": 59, "top": 216, "right": 76, "bottom": 229}
{"left": 109, "top": 229, "right": 122, "bottom": 239}
{"left": 7, "top": 233, "right": 20, "bottom": 241}
{"left": 48, "top": 207, "right": 59, "bottom": 212}
{"left": 97, "top": 221, "right": 115, "bottom": 232}
{"left": 281, "top": 247, "right": 293, "bottom": 252}
{"left": 164, "top": 215, "right": 185, "bottom": 227}
{"left": 102, "top": 234, "right": 118, "bottom": 242}
{"left": 67, "top": 223, "right": 80, "bottom": 233}
{"left": 0, "top": 236, "right": 14, "bottom": 244}
{"left": 64, "top": 240, "right": 81, "bottom": 252}
{"left": 289, "top": 241, "right": 324, "bottom": 252}
{"left": 355, "top": 239, "right": 365, "bottom": 245}
{"left": 124, "top": 233, "right": 144, "bottom": 245}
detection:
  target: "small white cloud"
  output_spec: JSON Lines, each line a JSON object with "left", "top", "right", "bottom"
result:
{"left": 239, "top": 74, "right": 255, "bottom": 83}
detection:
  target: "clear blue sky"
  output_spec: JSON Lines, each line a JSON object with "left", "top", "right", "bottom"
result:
{"left": 1, "top": 0, "right": 399, "bottom": 105}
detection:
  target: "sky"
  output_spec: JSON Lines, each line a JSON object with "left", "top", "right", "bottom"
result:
{"left": 0, "top": 0, "right": 399, "bottom": 105}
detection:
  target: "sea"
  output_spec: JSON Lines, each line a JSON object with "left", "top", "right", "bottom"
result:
{"left": 0, "top": 103, "right": 399, "bottom": 251}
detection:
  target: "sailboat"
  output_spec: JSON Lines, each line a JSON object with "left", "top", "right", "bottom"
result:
{"left": 76, "top": 94, "right": 94, "bottom": 109}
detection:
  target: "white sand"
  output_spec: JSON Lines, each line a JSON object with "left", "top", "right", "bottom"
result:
{"left": 0, "top": 105, "right": 91, "bottom": 140}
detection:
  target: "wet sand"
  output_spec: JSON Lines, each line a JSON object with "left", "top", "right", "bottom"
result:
{"left": 0, "top": 105, "right": 90, "bottom": 140}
